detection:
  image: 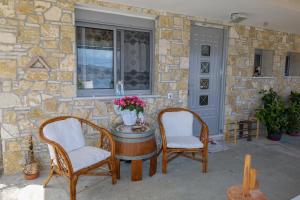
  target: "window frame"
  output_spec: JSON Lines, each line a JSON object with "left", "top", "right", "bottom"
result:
{"left": 75, "top": 21, "right": 154, "bottom": 97}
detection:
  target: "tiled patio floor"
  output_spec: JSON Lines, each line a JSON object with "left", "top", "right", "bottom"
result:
{"left": 1, "top": 135, "right": 300, "bottom": 200}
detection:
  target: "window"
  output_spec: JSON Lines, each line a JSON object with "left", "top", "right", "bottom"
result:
{"left": 285, "top": 52, "right": 300, "bottom": 76}
{"left": 75, "top": 9, "right": 154, "bottom": 97}
{"left": 253, "top": 49, "right": 274, "bottom": 77}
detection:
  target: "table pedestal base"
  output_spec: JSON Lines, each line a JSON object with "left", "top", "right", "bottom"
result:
{"left": 116, "top": 155, "right": 157, "bottom": 181}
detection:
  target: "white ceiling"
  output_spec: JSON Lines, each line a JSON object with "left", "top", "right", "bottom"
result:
{"left": 107, "top": 0, "right": 300, "bottom": 34}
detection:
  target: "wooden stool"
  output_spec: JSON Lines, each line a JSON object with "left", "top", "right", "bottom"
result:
{"left": 224, "top": 118, "right": 260, "bottom": 144}
{"left": 227, "top": 154, "right": 267, "bottom": 200}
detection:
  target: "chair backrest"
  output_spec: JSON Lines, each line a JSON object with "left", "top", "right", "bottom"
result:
{"left": 43, "top": 118, "right": 85, "bottom": 158}
{"left": 161, "top": 111, "right": 194, "bottom": 137}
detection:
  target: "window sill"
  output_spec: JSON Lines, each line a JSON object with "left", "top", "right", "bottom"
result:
{"left": 251, "top": 76, "right": 275, "bottom": 79}
{"left": 74, "top": 95, "right": 162, "bottom": 101}
{"left": 284, "top": 76, "right": 300, "bottom": 79}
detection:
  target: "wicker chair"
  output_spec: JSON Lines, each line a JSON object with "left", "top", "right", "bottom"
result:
{"left": 39, "top": 116, "right": 117, "bottom": 200}
{"left": 157, "top": 108, "right": 209, "bottom": 174}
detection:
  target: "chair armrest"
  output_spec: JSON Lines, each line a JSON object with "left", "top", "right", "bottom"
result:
{"left": 78, "top": 118, "right": 115, "bottom": 159}
{"left": 51, "top": 142, "right": 74, "bottom": 176}
{"left": 191, "top": 111, "right": 209, "bottom": 148}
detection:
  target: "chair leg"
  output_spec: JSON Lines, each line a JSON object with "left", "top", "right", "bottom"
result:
{"left": 162, "top": 151, "right": 167, "bottom": 174}
{"left": 69, "top": 176, "right": 78, "bottom": 200}
{"left": 43, "top": 166, "right": 54, "bottom": 188}
{"left": 201, "top": 149, "right": 208, "bottom": 173}
{"left": 110, "top": 159, "right": 117, "bottom": 185}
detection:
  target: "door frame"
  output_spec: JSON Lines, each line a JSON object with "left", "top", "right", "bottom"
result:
{"left": 188, "top": 23, "right": 229, "bottom": 138}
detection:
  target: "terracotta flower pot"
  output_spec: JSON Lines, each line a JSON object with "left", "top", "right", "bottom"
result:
{"left": 24, "top": 171, "right": 39, "bottom": 180}
{"left": 23, "top": 162, "right": 39, "bottom": 180}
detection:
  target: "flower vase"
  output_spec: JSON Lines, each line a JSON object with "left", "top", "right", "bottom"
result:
{"left": 121, "top": 110, "right": 137, "bottom": 126}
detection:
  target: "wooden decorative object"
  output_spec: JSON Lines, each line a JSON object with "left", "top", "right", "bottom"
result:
{"left": 227, "top": 154, "right": 267, "bottom": 200}
{"left": 157, "top": 107, "right": 209, "bottom": 174}
{"left": 225, "top": 118, "right": 260, "bottom": 144}
{"left": 23, "top": 135, "right": 39, "bottom": 180}
{"left": 26, "top": 56, "right": 51, "bottom": 70}
{"left": 111, "top": 124, "right": 157, "bottom": 181}
{"left": 39, "top": 116, "right": 117, "bottom": 200}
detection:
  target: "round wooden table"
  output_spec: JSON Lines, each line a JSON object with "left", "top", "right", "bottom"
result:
{"left": 111, "top": 124, "right": 157, "bottom": 181}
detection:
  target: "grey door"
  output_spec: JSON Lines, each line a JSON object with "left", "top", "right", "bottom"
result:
{"left": 188, "top": 26, "right": 224, "bottom": 136}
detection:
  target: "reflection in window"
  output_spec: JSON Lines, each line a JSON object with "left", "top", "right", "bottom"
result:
{"left": 285, "top": 52, "right": 300, "bottom": 76}
{"left": 253, "top": 49, "right": 274, "bottom": 77}
{"left": 200, "top": 79, "right": 209, "bottom": 89}
{"left": 123, "top": 30, "right": 150, "bottom": 90}
{"left": 201, "top": 62, "right": 210, "bottom": 73}
{"left": 201, "top": 45, "right": 210, "bottom": 56}
{"left": 199, "top": 95, "right": 208, "bottom": 106}
{"left": 77, "top": 27, "right": 114, "bottom": 89}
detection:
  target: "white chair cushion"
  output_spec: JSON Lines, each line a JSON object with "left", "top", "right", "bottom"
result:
{"left": 166, "top": 136, "right": 203, "bottom": 149}
{"left": 68, "top": 146, "right": 111, "bottom": 172}
{"left": 43, "top": 118, "right": 85, "bottom": 155}
{"left": 162, "top": 111, "right": 194, "bottom": 137}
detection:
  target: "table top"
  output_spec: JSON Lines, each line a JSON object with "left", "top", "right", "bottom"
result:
{"left": 111, "top": 123, "right": 155, "bottom": 138}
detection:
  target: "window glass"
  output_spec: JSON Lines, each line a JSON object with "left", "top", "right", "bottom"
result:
{"left": 253, "top": 49, "right": 274, "bottom": 77}
{"left": 77, "top": 27, "right": 114, "bottom": 90}
{"left": 76, "top": 25, "right": 152, "bottom": 96}
{"left": 123, "top": 30, "right": 150, "bottom": 90}
{"left": 285, "top": 52, "right": 300, "bottom": 76}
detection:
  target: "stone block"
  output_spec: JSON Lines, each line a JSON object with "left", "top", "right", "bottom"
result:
{"left": 60, "top": 55, "right": 75, "bottom": 71}
{"left": 2, "top": 80, "right": 12, "bottom": 92}
{"left": 44, "top": 99, "right": 57, "bottom": 112}
{"left": 32, "top": 81, "right": 46, "bottom": 91}
{"left": 41, "top": 24, "right": 59, "bottom": 38}
{"left": 26, "top": 92, "right": 41, "bottom": 106}
{"left": 26, "top": 70, "right": 49, "bottom": 81}
{"left": 18, "top": 27, "right": 40, "bottom": 44}
{"left": 3, "top": 111, "right": 17, "bottom": 124}
{"left": 43, "top": 40, "right": 58, "bottom": 49}
{"left": 1, "top": 124, "right": 19, "bottom": 139}
{"left": 27, "top": 108, "right": 43, "bottom": 120}
{"left": 170, "top": 43, "right": 184, "bottom": 56}
{"left": 61, "top": 84, "right": 75, "bottom": 97}
{"left": 62, "top": 13, "right": 72, "bottom": 23}
{"left": 0, "top": 60, "right": 16, "bottom": 79}
{"left": 34, "top": 1, "right": 51, "bottom": 12}
{"left": 0, "top": 93, "right": 21, "bottom": 108}
{"left": 174, "top": 17, "right": 183, "bottom": 27}
{"left": 159, "top": 16, "right": 173, "bottom": 28}
{"left": 0, "top": 32, "right": 16, "bottom": 44}
{"left": 161, "top": 30, "right": 173, "bottom": 40}
{"left": 60, "top": 38, "right": 73, "bottom": 53}
{"left": 44, "top": 6, "right": 62, "bottom": 21}
{"left": 3, "top": 151, "right": 23, "bottom": 175}
{"left": 57, "top": 71, "right": 73, "bottom": 81}
{"left": 173, "top": 30, "right": 182, "bottom": 40}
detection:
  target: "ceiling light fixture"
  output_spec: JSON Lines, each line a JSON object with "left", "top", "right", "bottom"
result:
{"left": 230, "top": 13, "right": 248, "bottom": 23}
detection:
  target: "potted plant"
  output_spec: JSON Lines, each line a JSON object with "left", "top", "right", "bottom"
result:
{"left": 113, "top": 96, "right": 145, "bottom": 126}
{"left": 23, "top": 135, "right": 39, "bottom": 180}
{"left": 286, "top": 91, "right": 300, "bottom": 136}
{"left": 256, "top": 89, "right": 287, "bottom": 141}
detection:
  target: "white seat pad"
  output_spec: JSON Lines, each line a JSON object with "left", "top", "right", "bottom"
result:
{"left": 68, "top": 146, "right": 111, "bottom": 172}
{"left": 166, "top": 136, "right": 203, "bottom": 149}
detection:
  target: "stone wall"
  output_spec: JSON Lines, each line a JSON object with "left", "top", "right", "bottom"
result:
{"left": 0, "top": 0, "right": 190, "bottom": 174}
{"left": 225, "top": 26, "right": 300, "bottom": 120}
{"left": 1, "top": 0, "right": 300, "bottom": 175}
